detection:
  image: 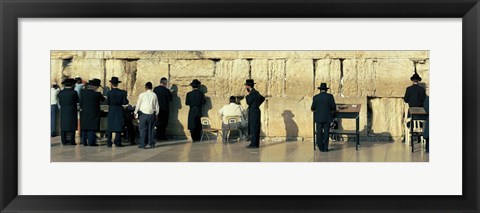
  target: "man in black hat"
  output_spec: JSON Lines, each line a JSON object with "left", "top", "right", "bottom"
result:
{"left": 245, "top": 79, "right": 265, "bottom": 148}
{"left": 311, "top": 83, "right": 336, "bottom": 152}
{"left": 153, "top": 77, "right": 173, "bottom": 140}
{"left": 80, "top": 78, "right": 106, "bottom": 146}
{"left": 106, "top": 77, "right": 129, "bottom": 147}
{"left": 185, "top": 79, "right": 206, "bottom": 142}
{"left": 58, "top": 78, "right": 79, "bottom": 145}
{"left": 404, "top": 72, "right": 426, "bottom": 108}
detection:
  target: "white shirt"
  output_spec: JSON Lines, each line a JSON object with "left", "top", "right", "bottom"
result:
{"left": 134, "top": 90, "right": 159, "bottom": 115}
{"left": 219, "top": 103, "right": 245, "bottom": 124}
{"left": 50, "top": 87, "right": 60, "bottom": 105}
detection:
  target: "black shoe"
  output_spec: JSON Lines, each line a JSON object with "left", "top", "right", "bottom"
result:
{"left": 138, "top": 145, "right": 145, "bottom": 149}
{"left": 83, "top": 143, "right": 88, "bottom": 146}
{"left": 115, "top": 144, "right": 124, "bottom": 147}
{"left": 89, "top": 144, "right": 99, "bottom": 146}
{"left": 69, "top": 142, "right": 77, "bottom": 145}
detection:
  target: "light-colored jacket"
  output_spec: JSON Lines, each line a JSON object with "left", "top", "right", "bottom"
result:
{"left": 219, "top": 103, "right": 246, "bottom": 125}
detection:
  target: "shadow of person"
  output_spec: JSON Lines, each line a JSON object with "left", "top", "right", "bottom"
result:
{"left": 282, "top": 110, "right": 299, "bottom": 141}
{"left": 198, "top": 84, "right": 215, "bottom": 139}
{"left": 167, "top": 84, "right": 186, "bottom": 140}
{"left": 199, "top": 85, "right": 212, "bottom": 117}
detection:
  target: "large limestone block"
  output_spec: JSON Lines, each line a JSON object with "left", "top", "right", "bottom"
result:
{"left": 415, "top": 59, "right": 430, "bottom": 94}
{"left": 356, "top": 51, "right": 429, "bottom": 59}
{"left": 69, "top": 59, "right": 105, "bottom": 83}
{"left": 374, "top": 59, "right": 414, "bottom": 97}
{"left": 50, "top": 51, "right": 77, "bottom": 59}
{"left": 266, "top": 97, "right": 314, "bottom": 138}
{"left": 214, "top": 59, "right": 250, "bottom": 97}
{"left": 170, "top": 60, "right": 215, "bottom": 78}
{"left": 315, "top": 59, "right": 341, "bottom": 96}
{"left": 77, "top": 51, "right": 112, "bottom": 59}
{"left": 250, "top": 59, "right": 269, "bottom": 95}
{"left": 267, "top": 59, "right": 286, "bottom": 97}
{"left": 142, "top": 51, "right": 206, "bottom": 59}
{"left": 131, "top": 60, "right": 169, "bottom": 102}
{"left": 202, "top": 51, "right": 239, "bottom": 59}
{"left": 50, "top": 59, "right": 64, "bottom": 84}
{"left": 112, "top": 51, "right": 144, "bottom": 59}
{"left": 168, "top": 78, "right": 215, "bottom": 100}
{"left": 368, "top": 98, "right": 405, "bottom": 137}
{"left": 342, "top": 59, "right": 376, "bottom": 97}
{"left": 105, "top": 60, "right": 127, "bottom": 91}
{"left": 285, "top": 59, "right": 314, "bottom": 97}
{"left": 237, "top": 51, "right": 289, "bottom": 59}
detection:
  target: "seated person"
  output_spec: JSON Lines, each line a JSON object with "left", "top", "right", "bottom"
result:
{"left": 219, "top": 96, "right": 248, "bottom": 142}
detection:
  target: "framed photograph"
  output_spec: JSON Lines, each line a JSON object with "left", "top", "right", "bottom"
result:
{"left": 1, "top": 0, "right": 479, "bottom": 212}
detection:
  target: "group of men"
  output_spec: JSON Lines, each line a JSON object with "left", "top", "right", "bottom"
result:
{"left": 311, "top": 71, "right": 429, "bottom": 153}
{"left": 51, "top": 76, "right": 266, "bottom": 149}
{"left": 52, "top": 71, "right": 428, "bottom": 152}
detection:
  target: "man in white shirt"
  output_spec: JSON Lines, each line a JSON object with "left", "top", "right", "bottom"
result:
{"left": 218, "top": 96, "right": 248, "bottom": 142}
{"left": 135, "top": 82, "right": 159, "bottom": 149}
{"left": 51, "top": 83, "right": 60, "bottom": 137}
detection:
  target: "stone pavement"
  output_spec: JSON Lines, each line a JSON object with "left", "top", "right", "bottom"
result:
{"left": 51, "top": 136, "right": 429, "bottom": 162}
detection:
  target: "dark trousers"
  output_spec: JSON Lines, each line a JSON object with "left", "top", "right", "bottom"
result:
{"left": 248, "top": 109, "right": 261, "bottom": 147}
{"left": 155, "top": 110, "right": 169, "bottom": 140}
{"left": 61, "top": 131, "right": 75, "bottom": 145}
{"left": 51, "top": 105, "right": 58, "bottom": 136}
{"left": 425, "top": 137, "right": 429, "bottom": 153}
{"left": 139, "top": 113, "right": 156, "bottom": 147}
{"left": 81, "top": 130, "right": 97, "bottom": 145}
{"left": 189, "top": 115, "right": 202, "bottom": 141}
{"left": 107, "top": 131, "right": 122, "bottom": 146}
{"left": 190, "top": 128, "right": 202, "bottom": 141}
{"left": 316, "top": 122, "right": 330, "bottom": 151}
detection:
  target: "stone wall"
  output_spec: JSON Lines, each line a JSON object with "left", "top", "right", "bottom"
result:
{"left": 50, "top": 51, "right": 429, "bottom": 141}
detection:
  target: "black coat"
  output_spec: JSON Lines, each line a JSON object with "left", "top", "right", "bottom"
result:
{"left": 423, "top": 96, "right": 429, "bottom": 138}
{"left": 185, "top": 89, "right": 205, "bottom": 130}
{"left": 246, "top": 88, "right": 265, "bottom": 135}
{"left": 107, "top": 88, "right": 129, "bottom": 132}
{"left": 153, "top": 86, "right": 172, "bottom": 112}
{"left": 58, "top": 88, "right": 79, "bottom": 131}
{"left": 311, "top": 92, "right": 336, "bottom": 123}
{"left": 403, "top": 84, "right": 426, "bottom": 107}
{"left": 80, "top": 89, "right": 106, "bottom": 131}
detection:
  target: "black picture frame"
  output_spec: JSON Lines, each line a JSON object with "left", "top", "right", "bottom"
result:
{"left": 1, "top": 0, "right": 479, "bottom": 212}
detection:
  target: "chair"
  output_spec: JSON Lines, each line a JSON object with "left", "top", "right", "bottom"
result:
{"left": 200, "top": 117, "right": 221, "bottom": 142}
{"left": 225, "top": 116, "right": 243, "bottom": 142}
{"left": 404, "top": 104, "right": 425, "bottom": 145}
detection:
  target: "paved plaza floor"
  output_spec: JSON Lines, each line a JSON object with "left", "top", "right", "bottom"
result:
{"left": 51, "top": 136, "right": 429, "bottom": 162}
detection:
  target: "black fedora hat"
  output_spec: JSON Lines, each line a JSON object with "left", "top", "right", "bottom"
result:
{"left": 61, "top": 78, "right": 76, "bottom": 86}
{"left": 318, "top": 82, "right": 329, "bottom": 90}
{"left": 410, "top": 72, "right": 422, "bottom": 81}
{"left": 88, "top": 78, "right": 102, "bottom": 87}
{"left": 244, "top": 79, "right": 256, "bottom": 86}
{"left": 109, "top": 76, "right": 122, "bottom": 84}
{"left": 190, "top": 79, "right": 201, "bottom": 87}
